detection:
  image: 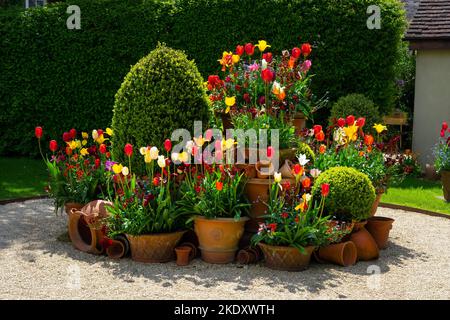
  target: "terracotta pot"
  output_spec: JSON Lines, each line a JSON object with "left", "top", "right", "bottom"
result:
{"left": 68, "top": 208, "right": 103, "bottom": 254}
{"left": 255, "top": 160, "right": 274, "bottom": 179}
{"left": 64, "top": 202, "right": 84, "bottom": 215}
{"left": 236, "top": 246, "right": 262, "bottom": 264}
{"left": 279, "top": 148, "right": 297, "bottom": 163}
{"left": 215, "top": 111, "right": 233, "bottom": 131}
{"left": 317, "top": 241, "right": 357, "bottom": 267}
{"left": 175, "top": 246, "right": 192, "bottom": 266}
{"left": 369, "top": 191, "right": 384, "bottom": 217}
{"left": 349, "top": 221, "right": 379, "bottom": 261}
{"left": 366, "top": 217, "right": 395, "bottom": 249}
{"left": 194, "top": 216, "right": 249, "bottom": 264}
{"left": 259, "top": 243, "right": 315, "bottom": 271}
{"left": 280, "top": 160, "right": 295, "bottom": 178}
{"left": 106, "top": 239, "right": 126, "bottom": 259}
{"left": 441, "top": 170, "right": 450, "bottom": 202}
{"left": 292, "top": 113, "right": 306, "bottom": 134}
{"left": 127, "top": 231, "right": 186, "bottom": 263}
{"left": 178, "top": 242, "right": 198, "bottom": 260}
{"left": 236, "top": 164, "right": 257, "bottom": 178}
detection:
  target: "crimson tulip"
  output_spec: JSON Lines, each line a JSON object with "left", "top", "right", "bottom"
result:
{"left": 301, "top": 43, "right": 312, "bottom": 56}
{"left": 97, "top": 129, "right": 104, "bottom": 136}
{"left": 442, "top": 121, "right": 448, "bottom": 131}
{"left": 244, "top": 43, "right": 254, "bottom": 56}
{"left": 164, "top": 139, "right": 172, "bottom": 152}
{"left": 49, "top": 140, "right": 58, "bottom": 152}
{"left": 262, "top": 52, "right": 273, "bottom": 63}
{"left": 236, "top": 45, "right": 244, "bottom": 56}
{"left": 124, "top": 143, "right": 133, "bottom": 157}
{"left": 99, "top": 144, "right": 107, "bottom": 154}
{"left": 261, "top": 69, "right": 274, "bottom": 83}
{"left": 315, "top": 130, "right": 325, "bottom": 142}
{"left": 346, "top": 115, "right": 355, "bottom": 126}
{"left": 243, "top": 93, "right": 251, "bottom": 104}
{"left": 337, "top": 118, "right": 346, "bottom": 127}
{"left": 69, "top": 128, "right": 77, "bottom": 139}
{"left": 62, "top": 132, "right": 71, "bottom": 142}
{"left": 35, "top": 126, "right": 43, "bottom": 139}
{"left": 313, "top": 125, "right": 322, "bottom": 135}
{"left": 267, "top": 146, "right": 274, "bottom": 158}
{"left": 356, "top": 117, "right": 366, "bottom": 127}
{"left": 291, "top": 47, "right": 301, "bottom": 59}
{"left": 321, "top": 183, "right": 330, "bottom": 197}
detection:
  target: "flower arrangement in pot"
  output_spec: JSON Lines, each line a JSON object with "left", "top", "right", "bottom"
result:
{"left": 434, "top": 121, "right": 450, "bottom": 201}
{"left": 105, "top": 142, "right": 189, "bottom": 263}
{"left": 251, "top": 173, "right": 331, "bottom": 271}
{"left": 177, "top": 162, "right": 250, "bottom": 264}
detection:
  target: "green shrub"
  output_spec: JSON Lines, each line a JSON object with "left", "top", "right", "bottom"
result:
{"left": 312, "top": 167, "right": 376, "bottom": 221}
{"left": 296, "top": 141, "right": 315, "bottom": 163}
{"left": 329, "top": 94, "right": 382, "bottom": 130}
{"left": 111, "top": 43, "right": 210, "bottom": 172}
{"left": 0, "top": 0, "right": 407, "bottom": 156}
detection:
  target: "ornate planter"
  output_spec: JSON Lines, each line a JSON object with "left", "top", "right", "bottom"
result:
{"left": 194, "top": 216, "right": 249, "bottom": 264}
{"left": 259, "top": 243, "right": 315, "bottom": 271}
{"left": 64, "top": 202, "right": 84, "bottom": 215}
{"left": 349, "top": 221, "right": 379, "bottom": 261}
{"left": 127, "top": 231, "right": 186, "bottom": 263}
{"left": 366, "top": 217, "right": 394, "bottom": 249}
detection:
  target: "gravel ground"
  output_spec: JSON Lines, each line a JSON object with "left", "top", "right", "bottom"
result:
{"left": 0, "top": 199, "right": 449, "bottom": 300}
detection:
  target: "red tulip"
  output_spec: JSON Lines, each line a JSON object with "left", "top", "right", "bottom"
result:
{"left": 313, "top": 125, "right": 322, "bottom": 135}
{"left": 315, "top": 130, "right": 325, "bottom": 142}
{"left": 49, "top": 140, "right": 58, "bottom": 152}
{"left": 282, "top": 181, "right": 291, "bottom": 190}
{"left": 65, "top": 147, "right": 72, "bottom": 156}
{"left": 216, "top": 181, "right": 223, "bottom": 191}
{"left": 301, "top": 43, "right": 312, "bottom": 56}
{"left": 356, "top": 117, "right": 365, "bottom": 127}
{"left": 337, "top": 118, "right": 346, "bottom": 128}
{"left": 262, "top": 52, "right": 273, "bottom": 63}
{"left": 69, "top": 128, "right": 77, "bottom": 140}
{"left": 35, "top": 126, "right": 43, "bottom": 139}
{"left": 346, "top": 115, "right": 355, "bottom": 126}
{"left": 243, "top": 93, "right": 251, "bottom": 104}
{"left": 94, "top": 158, "right": 101, "bottom": 169}
{"left": 302, "top": 177, "right": 311, "bottom": 188}
{"left": 441, "top": 129, "right": 445, "bottom": 138}
{"left": 261, "top": 69, "right": 274, "bottom": 83}
{"left": 292, "top": 47, "right": 301, "bottom": 59}
{"left": 97, "top": 129, "right": 104, "bottom": 136}
{"left": 164, "top": 139, "right": 172, "bottom": 152}
{"left": 267, "top": 146, "right": 274, "bottom": 158}
{"left": 244, "top": 43, "right": 254, "bottom": 56}
{"left": 124, "top": 143, "right": 133, "bottom": 157}
{"left": 292, "top": 164, "right": 303, "bottom": 176}
{"left": 236, "top": 45, "right": 244, "bottom": 56}
{"left": 442, "top": 121, "right": 448, "bottom": 131}
{"left": 62, "top": 132, "right": 71, "bottom": 142}
{"left": 153, "top": 177, "right": 159, "bottom": 186}
{"left": 99, "top": 144, "right": 107, "bottom": 154}
{"left": 321, "top": 183, "right": 330, "bottom": 197}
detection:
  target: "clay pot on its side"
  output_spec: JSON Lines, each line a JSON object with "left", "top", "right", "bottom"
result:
{"left": 349, "top": 221, "right": 379, "bottom": 261}
{"left": 236, "top": 246, "right": 262, "bottom": 264}
{"left": 127, "top": 231, "right": 186, "bottom": 263}
{"left": 316, "top": 241, "right": 357, "bottom": 267}
{"left": 366, "top": 217, "right": 395, "bottom": 249}
{"left": 175, "top": 246, "right": 192, "bottom": 266}
{"left": 106, "top": 239, "right": 126, "bottom": 259}
{"left": 369, "top": 191, "right": 384, "bottom": 217}
{"left": 441, "top": 170, "right": 450, "bottom": 202}
{"left": 194, "top": 216, "right": 249, "bottom": 264}
{"left": 68, "top": 209, "right": 103, "bottom": 254}
{"left": 259, "top": 243, "right": 315, "bottom": 271}
{"left": 178, "top": 242, "right": 198, "bottom": 260}
{"left": 64, "top": 202, "right": 84, "bottom": 215}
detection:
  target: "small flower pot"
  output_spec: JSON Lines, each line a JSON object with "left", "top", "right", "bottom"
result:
{"left": 317, "top": 241, "right": 357, "bottom": 267}
{"left": 236, "top": 246, "right": 262, "bottom": 264}
{"left": 255, "top": 160, "right": 274, "bottom": 179}
{"left": 178, "top": 242, "right": 198, "bottom": 260}
{"left": 194, "top": 216, "right": 249, "bottom": 264}
{"left": 175, "top": 246, "right": 192, "bottom": 266}
{"left": 441, "top": 170, "right": 450, "bottom": 202}
{"left": 106, "top": 239, "right": 126, "bottom": 259}
{"left": 68, "top": 208, "right": 104, "bottom": 255}
{"left": 258, "top": 243, "right": 315, "bottom": 271}
{"left": 280, "top": 160, "right": 295, "bottom": 179}
{"left": 349, "top": 221, "right": 379, "bottom": 261}
{"left": 127, "top": 231, "right": 186, "bottom": 263}
{"left": 366, "top": 217, "right": 395, "bottom": 249}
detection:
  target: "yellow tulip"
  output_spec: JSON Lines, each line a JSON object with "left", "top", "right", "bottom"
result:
{"left": 80, "top": 148, "right": 89, "bottom": 156}
{"left": 140, "top": 147, "right": 147, "bottom": 156}
{"left": 67, "top": 140, "right": 77, "bottom": 150}
{"left": 157, "top": 155, "right": 166, "bottom": 168}
{"left": 343, "top": 124, "right": 359, "bottom": 142}
{"left": 222, "top": 138, "right": 235, "bottom": 150}
{"left": 82, "top": 139, "right": 87, "bottom": 146}
{"left": 194, "top": 136, "right": 205, "bottom": 147}
{"left": 106, "top": 128, "right": 113, "bottom": 136}
{"left": 232, "top": 54, "right": 240, "bottom": 64}
{"left": 82, "top": 132, "right": 88, "bottom": 140}
{"left": 373, "top": 123, "right": 387, "bottom": 134}
{"left": 255, "top": 40, "right": 270, "bottom": 52}
{"left": 96, "top": 134, "right": 105, "bottom": 144}
{"left": 144, "top": 153, "right": 152, "bottom": 163}
{"left": 225, "top": 96, "right": 236, "bottom": 107}
{"left": 178, "top": 152, "right": 189, "bottom": 163}
{"left": 76, "top": 140, "right": 82, "bottom": 149}
{"left": 112, "top": 164, "right": 123, "bottom": 174}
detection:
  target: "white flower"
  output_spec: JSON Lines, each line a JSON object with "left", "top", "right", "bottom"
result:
{"left": 304, "top": 193, "right": 312, "bottom": 202}
{"left": 139, "top": 147, "right": 147, "bottom": 156}
{"left": 310, "top": 168, "right": 321, "bottom": 178}
{"left": 157, "top": 155, "right": 166, "bottom": 168}
{"left": 121, "top": 166, "right": 129, "bottom": 176}
{"left": 171, "top": 152, "right": 179, "bottom": 162}
{"left": 333, "top": 127, "right": 346, "bottom": 146}
{"left": 274, "top": 172, "right": 282, "bottom": 183}
{"left": 261, "top": 58, "right": 268, "bottom": 70}
{"left": 149, "top": 146, "right": 159, "bottom": 160}
{"left": 92, "top": 129, "right": 99, "bottom": 140}
{"left": 297, "top": 154, "right": 310, "bottom": 166}
{"left": 186, "top": 140, "right": 195, "bottom": 154}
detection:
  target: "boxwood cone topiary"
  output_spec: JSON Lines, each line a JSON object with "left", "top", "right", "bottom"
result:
{"left": 329, "top": 94, "right": 382, "bottom": 131}
{"left": 111, "top": 43, "right": 210, "bottom": 173}
{"left": 312, "top": 167, "right": 376, "bottom": 221}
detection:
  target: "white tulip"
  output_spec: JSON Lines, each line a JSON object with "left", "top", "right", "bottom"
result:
{"left": 297, "top": 154, "right": 310, "bottom": 166}
{"left": 157, "top": 155, "right": 166, "bottom": 168}
{"left": 274, "top": 172, "right": 282, "bottom": 183}
{"left": 121, "top": 166, "right": 129, "bottom": 176}
{"left": 149, "top": 146, "right": 159, "bottom": 160}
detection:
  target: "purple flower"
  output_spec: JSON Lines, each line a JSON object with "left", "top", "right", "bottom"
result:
{"left": 248, "top": 63, "right": 260, "bottom": 72}
{"left": 301, "top": 60, "right": 312, "bottom": 73}
{"left": 105, "top": 160, "right": 116, "bottom": 172}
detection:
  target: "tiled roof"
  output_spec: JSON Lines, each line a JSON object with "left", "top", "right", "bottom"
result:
{"left": 405, "top": 0, "right": 450, "bottom": 40}
{"left": 402, "top": 0, "right": 421, "bottom": 21}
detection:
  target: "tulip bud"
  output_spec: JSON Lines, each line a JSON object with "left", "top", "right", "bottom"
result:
{"left": 35, "top": 127, "right": 43, "bottom": 139}
{"left": 164, "top": 139, "right": 172, "bottom": 152}
{"left": 337, "top": 118, "right": 346, "bottom": 128}
{"left": 321, "top": 183, "right": 330, "bottom": 197}
{"left": 346, "top": 115, "right": 355, "bottom": 126}
{"left": 356, "top": 117, "right": 366, "bottom": 128}
{"left": 49, "top": 140, "right": 58, "bottom": 152}
{"left": 150, "top": 146, "right": 159, "bottom": 160}
{"left": 124, "top": 143, "right": 133, "bottom": 157}
{"left": 274, "top": 172, "right": 282, "bottom": 183}
{"left": 69, "top": 128, "right": 77, "bottom": 140}
{"left": 291, "top": 47, "right": 301, "bottom": 59}
{"left": 244, "top": 43, "right": 254, "bottom": 56}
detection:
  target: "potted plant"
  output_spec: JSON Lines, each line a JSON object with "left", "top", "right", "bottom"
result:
{"left": 251, "top": 174, "right": 331, "bottom": 271}
{"left": 177, "top": 164, "right": 250, "bottom": 264}
{"left": 434, "top": 121, "right": 450, "bottom": 201}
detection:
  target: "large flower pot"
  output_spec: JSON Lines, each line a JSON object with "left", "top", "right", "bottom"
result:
{"left": 316, "top": 241, "right": 357, "bottom": 267}
{"left": 441, "top": 170, "right": 450, "bottom": 202}
{"left": 194, "top": 216, "right": 249, "bottom": 264}
{"left": 366, "top": 217, "right": 395, "bottom": 249}
{"left": 259, "top": 243, "right": 315, "bottom": 271}
{"left": 369, "top": 191, "right": 384, "bottom": 217}
{"left": 349, "top": 221, "right": 379, "bottom": 261}
{"left": 127, "top": 231, "right": 186, "bottom": 263}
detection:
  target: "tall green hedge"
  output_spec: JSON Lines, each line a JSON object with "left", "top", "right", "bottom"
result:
{"left": 0, "top": 0, "right": 407, "bottom": 156}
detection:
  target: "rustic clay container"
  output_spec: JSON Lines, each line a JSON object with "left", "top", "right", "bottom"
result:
{"left": 316, "top": 241, "right": 357, "bottom": 267}
{"left": 349, "top": 221, "right": 379, "bottom": 261}
{"left": 366, "top": 217, "right": 395, "bottom": 249}
{"left": 259, "top": 243, "right": 315, "bottom": 271}
{"left": 175, "top": 246, "right": 192, "bottom": 266}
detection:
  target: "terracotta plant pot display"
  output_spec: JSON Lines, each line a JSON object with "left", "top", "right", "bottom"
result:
{"left": 441, "top": 170, "right": 450, "bottom": 202}
{"left": 175, "top": 246, "right": 192, "bottom": 266}
{"left": 178, "top": 242, "right": 198, "bottom": 260}
{"left": 194, "top": 216, "right": 249, "bottom": 264}
{"left": 236, "top": 246, "right": 262, "bottom": 264}
{"left": 64, "top": 202, "right": 84, "bottom": 215}
{"left": 255, "top": 160, "right": 274, "bottom": 179}
{"left": 316, "top": 241, "right": 357, "bottom": 267}
{"left": 106, "top": 235, "right": 130, "bottom": 259}
{"left": 258, "top": 243, "right": 315, "bottom": 271}
{"left": 366, "top": 217, "right": 395, "bottom": 249}
{"left": 68, "top": 208, "right": 104, "bottom": 254}
{"left": 349, "top": 221, "right": 379, "bottom": 261}
{"left": 127, "top": 231, "right": 186, "bottom": 263}
{"left": 369, "top": 191, "right": 384, "bottom": 217}
{"left": 280, "top": 160, "right": 295, "bottom": 178}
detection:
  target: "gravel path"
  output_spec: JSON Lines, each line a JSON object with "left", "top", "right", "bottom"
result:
{"left": 0, "top": 199, "right": 449, "bottom": 300}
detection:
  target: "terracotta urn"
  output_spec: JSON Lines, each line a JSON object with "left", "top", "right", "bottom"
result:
{"left": 127, "top": 231, "right": 186, "bottom": 263}
{"left": 258, "top": 243, "right": 315, "bottom": 271}
{"left": 194, "top": 216, "right": 249, "bottom": 264}
{"left": 349, "top": 221, "right": 379, "bottom": 261}
{"left": 280, "top": 160, "right": 295, "bottom": 178}
{"left": 316, "top": 241, "right": 357, "bottom": 267}
{"left": 175, "top": 246, "right": 192, "bottom": 266}
{"left": 366, "top": 217, "right": 395, "bottom": 249}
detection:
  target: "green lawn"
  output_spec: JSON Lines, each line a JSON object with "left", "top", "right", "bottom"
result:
{"left": 0, "top": 157, "right": 47, "bottom": 201}
{"left": 382, "top": 176, "right": 450, "bottom": 215}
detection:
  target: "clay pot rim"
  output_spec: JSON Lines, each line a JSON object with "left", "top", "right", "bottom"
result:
{"left": 126, "top": 230, "right": 186, "bottom": 239}
{"left": 175, "top": 246, "right": 192, "bottom": 253}
{"left": 368, "top": 217, "right": 395, "bottom": 223}
{"left": 258, "top": 242, "right": 316, "bottom": 251}
{"left": 194, "top": 216, "right": 250, "bottom": 223}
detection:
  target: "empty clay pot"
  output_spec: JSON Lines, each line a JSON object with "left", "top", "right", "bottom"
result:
{"left": 175, "top": 246, "right": 192, "bottom": 266}
{"left": 106, "top": 239, "right": 126, "bottom": 259}
{"left": 280, "top": 160, "right": 295, "bottom": 178}
{"left": 259, "top": 243, "right": 315, "bottom": 271}
{"left": 255, "top": 160, "right": 274, "bottom": 179}
{"left": 349, "top": 221, "right": 379, "bottom": 261}
{"left": 236, "top": 246, "right": 261, "bottom": 264}
{"left": 194, "top": 216, "right": 249, "bottom": 264}
{"left": 68, "top": 208, "right": 104, "bottom": 254}
{"left": 178, "top": 242, "right": 198, "bottom": 260}
{"left": 366, "top": 217, "right": 395, "bottom": 249}
{"left": 317, "top": 241, "right": 357, "bottom": 267}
